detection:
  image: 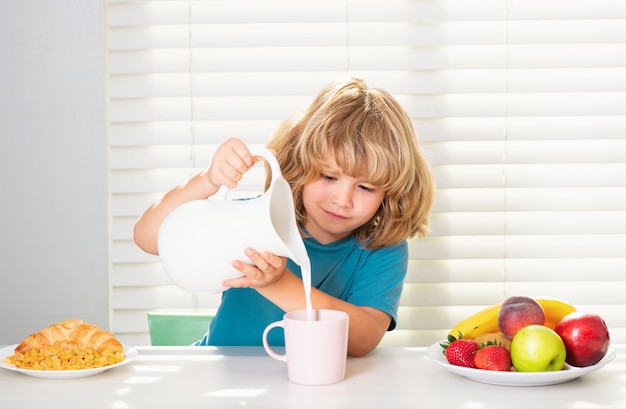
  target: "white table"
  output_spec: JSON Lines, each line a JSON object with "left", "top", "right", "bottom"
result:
{"left": 0, "top": 345, "right": 623, "bottom": 408}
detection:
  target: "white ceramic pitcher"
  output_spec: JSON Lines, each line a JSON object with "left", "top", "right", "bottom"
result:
{"left": 157, "top": 146, "right": 309, "bottom": 294}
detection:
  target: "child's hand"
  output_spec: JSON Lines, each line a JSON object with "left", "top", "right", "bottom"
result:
{"left": 204, "top": 138, "right": 258, "bottom": 190}
{"left": 223, "top": 247, "right": 288, "bottom": 289}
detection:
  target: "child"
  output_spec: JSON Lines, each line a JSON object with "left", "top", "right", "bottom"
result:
{"left": 134, "top": 77, "right": 435, "bottom": 356}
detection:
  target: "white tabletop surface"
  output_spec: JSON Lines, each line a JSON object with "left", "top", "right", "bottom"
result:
{"left": 0, "top": 345, "right": 623, "bottom": 409}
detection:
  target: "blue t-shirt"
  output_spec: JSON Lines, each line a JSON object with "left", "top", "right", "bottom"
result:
{"left": 196, "top": 234, "right": 408, "bottom": 346}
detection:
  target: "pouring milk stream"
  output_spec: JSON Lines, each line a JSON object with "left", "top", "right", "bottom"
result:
{"left": 157, "top": 145, "right": 313, "bottom": 319}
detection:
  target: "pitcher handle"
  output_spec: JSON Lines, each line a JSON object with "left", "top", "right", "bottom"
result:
{"left": 212, "top": 145, "right": 281, "bottom": 201}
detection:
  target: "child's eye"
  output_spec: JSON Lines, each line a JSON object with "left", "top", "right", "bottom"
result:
{"left": 321, "top": 174, "right": 336, "bottom": 181}
{"left": 358, "top": 184, "right": 375, "bottom": 193}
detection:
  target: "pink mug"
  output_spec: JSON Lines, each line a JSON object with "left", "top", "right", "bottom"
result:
{"left": 262, "top": 309, "right": 349, "bottom": 385}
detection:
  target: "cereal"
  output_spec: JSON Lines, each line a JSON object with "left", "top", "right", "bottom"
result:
{"left": 3, "top": 347, "right": 125, "bottom": 370}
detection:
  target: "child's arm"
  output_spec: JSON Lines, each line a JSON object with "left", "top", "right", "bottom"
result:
{"left": 224, "top": 248, "right": 390, "bottom": 357}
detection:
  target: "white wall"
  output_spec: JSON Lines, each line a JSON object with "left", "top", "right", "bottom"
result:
{"left": 0, "top": 1, "right": 108, "bottom": 344}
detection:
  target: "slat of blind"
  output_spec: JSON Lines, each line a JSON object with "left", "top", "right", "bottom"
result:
{"left": 109, "top": 121, "right": 279, "bottom": 146}
{"left": 110, "top": 166, "right": 267, "bottom": 193}
{"left": 507, "top": 0, "right": 626, "bottom": 18}
{"left": 107, "top": 20, "right": 626, "bottom": 50}
{"left": 112, "top": 286, "right": 222, "bottom": 310}
{"left": 107, "top": 0, "right": 347, "bottom": 25}
{"left": 401, "top": 281, "right": 626, "bottom": 312}
{"left": 429, "top": 212, "right": 626, "bottom": 235}
{"left": 109, "top": 93, "right": 626, "bottom": 123}
{"left": 109, "top": 68, "right": 626, "bottom": 99}
{"left": 111, "top": 138, "right": 626, "bottom": 170}
{"left": 434, "top": 187, "right": 626, "bottom": 212}
{"left": 408, "top": 235, "right": 626, "bottom": 260}
{"left": 106, "top": 0, "right": 626, "bottom": 23}
{"left": 505, "top": 164, "right": 626, "bottom": 187}
{"left": 108, "top": 44, "right": 626, "bottom": 74}
{"left": 430, "top": 164, "right": 626, "bottom": 188}
{"left": 107, "top": 116, "right": 626, "bottom": 147}
{"left": 406, "top": 258, "right": 626, "bottom": 282}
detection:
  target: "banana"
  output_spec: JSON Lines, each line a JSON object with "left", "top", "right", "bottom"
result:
{"left": 447, "top": 297, "right": 577, "bottom": 339}
{"left": 447, "top": 303, "right": 502, "bottom": 340}
{"left": 535, "top": 297, "right": 577, "bottom": 330}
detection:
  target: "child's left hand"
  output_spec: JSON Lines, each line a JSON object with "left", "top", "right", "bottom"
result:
{"left": 222, "top": 247, "right": 288, "bottom": 289}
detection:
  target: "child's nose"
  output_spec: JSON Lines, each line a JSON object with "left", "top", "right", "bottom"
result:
{"left": 331, "top": 185, "right": 353, "bottom": 207}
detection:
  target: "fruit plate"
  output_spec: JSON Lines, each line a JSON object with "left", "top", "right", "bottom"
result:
{"left": 0, "top": 344, "right": 138, "bottom": 379}
{"left": 427, "top": 341, "right": 616, "bottom": 386}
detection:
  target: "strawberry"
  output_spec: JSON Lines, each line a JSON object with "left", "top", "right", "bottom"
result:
{"left": 440, "top": 333, "right": 479, "bottom": 368}
{"left": 474, "top": 344, "right": 511, "bottom": 371}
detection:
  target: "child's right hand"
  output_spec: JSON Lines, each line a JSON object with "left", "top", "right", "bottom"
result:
{"left": 204, "top": 137, "right": 258, "bottom": 190}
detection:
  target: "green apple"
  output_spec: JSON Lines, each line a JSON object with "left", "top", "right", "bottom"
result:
{"left": 510, "top": 325, "right": 566, "bottom": 372}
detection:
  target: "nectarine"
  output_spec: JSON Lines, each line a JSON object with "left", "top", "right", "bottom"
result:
{"left": 497, "top": 296, "right": 545, "bottom": 339}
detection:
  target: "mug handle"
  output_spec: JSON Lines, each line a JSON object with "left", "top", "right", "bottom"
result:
{"left": 262, "top": 320, "right": 287, "bottom": 362}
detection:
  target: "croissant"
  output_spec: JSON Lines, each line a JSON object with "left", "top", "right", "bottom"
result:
{"left": 15, "top": 318, "right": 123, "bottom": 354}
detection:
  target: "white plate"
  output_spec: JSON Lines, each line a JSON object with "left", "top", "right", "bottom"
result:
{"left": 0, "top": 344, "right": 138, "bottom": 379}
{"left": 427, "top": 341, "right": 616, "bottom": 386}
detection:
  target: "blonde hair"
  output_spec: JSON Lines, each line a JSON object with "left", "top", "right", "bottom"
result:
{"left": 267, "top": 77, "right": 435, "bottom": 249}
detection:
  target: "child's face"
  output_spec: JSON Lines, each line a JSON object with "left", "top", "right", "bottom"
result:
{"left": 301, "top": 153, "right": 385, "bottom": 244}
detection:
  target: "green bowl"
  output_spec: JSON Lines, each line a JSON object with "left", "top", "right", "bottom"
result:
{"left": 147, "top": 312, "right": 213, "bottom": 346}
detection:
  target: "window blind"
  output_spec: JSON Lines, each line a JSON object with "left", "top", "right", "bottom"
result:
{"left": 107, "top": 0, "right": 626, "bottom": 347}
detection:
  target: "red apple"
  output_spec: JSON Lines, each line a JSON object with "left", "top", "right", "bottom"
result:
{"left": 497, "top": 296, "right": 545, "bottom": 339}
{"left": 555, "top": 312, "right": 610, "bottom": 367}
